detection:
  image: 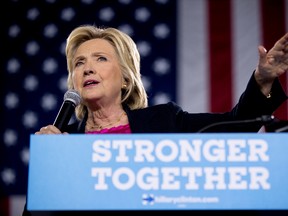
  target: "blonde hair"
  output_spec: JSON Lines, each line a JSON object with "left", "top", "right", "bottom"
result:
{"left": 65, "top": 25, "right": 148, "bottom": 120}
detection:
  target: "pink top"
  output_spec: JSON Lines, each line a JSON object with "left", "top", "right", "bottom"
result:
{"left": 85, "top": 124, "right": 131, "bottom": 134}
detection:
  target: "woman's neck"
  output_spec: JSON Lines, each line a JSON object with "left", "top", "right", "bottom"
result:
{"left": 85, "top": 107, "right": 127, "bottom": 131}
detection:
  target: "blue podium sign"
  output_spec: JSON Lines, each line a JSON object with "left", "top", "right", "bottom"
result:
{"left": 27, "top": 133, "right": 288, "bottom": 211}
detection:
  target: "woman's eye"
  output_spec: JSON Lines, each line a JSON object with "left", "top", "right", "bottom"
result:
{"left": 75, "top": 61, "right": 83, "bottom": 67}
{"left": 97, "top": 56, "right": 107, "bottom": 61}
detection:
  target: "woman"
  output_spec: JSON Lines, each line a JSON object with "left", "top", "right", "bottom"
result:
{"left": 24, "top": 24, "right": 288, "bottom": 216}
{"left": 35, "top": 25, "right": 288, "bottom": 135}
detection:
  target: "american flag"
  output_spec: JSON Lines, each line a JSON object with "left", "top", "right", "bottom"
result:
{"left": 1, "top": 0, "right": 287, "bottom": 215}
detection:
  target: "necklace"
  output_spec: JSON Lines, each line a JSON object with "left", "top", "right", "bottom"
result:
{"left": 86, "top": 111, "right": 126, "bottom": 130}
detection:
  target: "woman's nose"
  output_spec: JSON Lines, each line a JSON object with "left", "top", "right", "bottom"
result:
{"left": 83, "top": 62, "right": 95, "bottom": 75}
{"left": 83, "top": 69, "right": 95, "bottom": 75}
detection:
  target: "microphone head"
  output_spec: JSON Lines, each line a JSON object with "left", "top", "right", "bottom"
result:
{"left": 63, "top": 89, "right": 81, "bottom": 106}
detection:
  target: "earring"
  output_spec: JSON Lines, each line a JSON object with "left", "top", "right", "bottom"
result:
{"left": 122, "top": 83, "right": 127, "bottom": 89}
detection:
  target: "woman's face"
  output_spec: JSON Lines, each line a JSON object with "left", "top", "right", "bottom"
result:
{"left": 72, "top": 38, "right": 123, "bottom": 108}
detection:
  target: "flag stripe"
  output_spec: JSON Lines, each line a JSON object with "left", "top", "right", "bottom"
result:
{"left": 232, "top": 0, "right": 261, "bottom": 105}
{"left": 0, "top": 197, "right": 9, "bottom": 216}
{"left": 177, "top": 0, "right": 209, "bottom": 113}
{"left": 261, "top": 0, "right": 288, "bottom": 120}
{"left": 286, "top": 0, "right": 288, "bottom": 31}
{"left": 10, "top": 195, "right": 26, "bottom": 216}
{"left": 208, "top": 0, "right": 233, "bottom": 112}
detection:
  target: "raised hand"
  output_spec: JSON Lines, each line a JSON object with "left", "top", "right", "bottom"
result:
{"left": 255, "top": 33, "right": 288, "bottom": 96}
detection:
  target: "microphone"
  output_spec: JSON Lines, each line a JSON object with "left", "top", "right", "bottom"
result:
{"left": 197, "top": 115, "right": 274, "bottom": 133}
{"left": 53, "top": 89, "right": 81, "bottom": 132}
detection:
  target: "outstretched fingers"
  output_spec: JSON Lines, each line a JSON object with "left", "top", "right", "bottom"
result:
{"left": 272, "top": 32, "right": 288, "bottom": 52}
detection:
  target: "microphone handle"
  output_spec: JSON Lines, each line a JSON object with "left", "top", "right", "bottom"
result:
{"left": 53, "top": 101, "right": 76, "bottom": 131}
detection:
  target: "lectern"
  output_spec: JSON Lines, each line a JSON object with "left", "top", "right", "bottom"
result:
{"left": 27, "top": 133, "right": 288, "bottom": 215}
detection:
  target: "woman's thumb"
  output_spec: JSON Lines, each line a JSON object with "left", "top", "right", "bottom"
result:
{"left": 258, "top": 45, "right": 267, "bottom": 62}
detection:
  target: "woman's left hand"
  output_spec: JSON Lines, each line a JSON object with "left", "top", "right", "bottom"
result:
{"left": 255, "top": 32, "right": 288, "bottom": 96}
